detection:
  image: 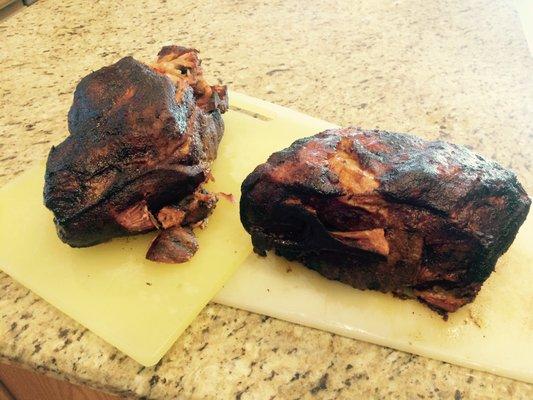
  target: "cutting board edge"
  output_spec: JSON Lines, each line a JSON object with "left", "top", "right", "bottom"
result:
{"left": 212, "top": 296, "right": 533, "bottom": 384}
{"left": 0, "top": 233, "right": 252, "bottom": 368}
{"left": 229, "top": 90, "right": 340, "bottom": 130}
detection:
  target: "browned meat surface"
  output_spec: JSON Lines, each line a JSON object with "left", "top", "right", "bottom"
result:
{"left": 240, "top": 128, "right": 531, "bottom": 316}
{"left": 44, "top": 45, "right": 227, "bottom": 263}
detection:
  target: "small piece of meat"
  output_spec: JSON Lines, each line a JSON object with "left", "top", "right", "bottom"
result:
{"left": 413, "top": 286, "right": 478, "bottom": 314}
{"left": 218, "top": 192, "right": 236, "bottom": 203}
{"left": 240, "top": 127, "right": 531, "bottom": 316}
{"left": 157, "top": 189, "right": 217, "bottom": 229}
{"left": 174, "top": 188, "right": 218, "bottom": 226}
{"left": 44, "top": 46, "right": 227, "bottom": 262}
{"left": 146, "top": 226, "right": 199, "bottom": 263}
{"left": 157, "top": 206, "right": 186, "bottom": 230}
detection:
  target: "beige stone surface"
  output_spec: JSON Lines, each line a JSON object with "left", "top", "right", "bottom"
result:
{"left": 0, "top": 0, "right": 532, "bottom": 398}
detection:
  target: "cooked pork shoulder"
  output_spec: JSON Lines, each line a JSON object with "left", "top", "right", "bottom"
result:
{"left": 44, "top": 45, "right": 227, "bottom": 263}
{"left": 240, "top": 128, "right": 530, "bottom": 315}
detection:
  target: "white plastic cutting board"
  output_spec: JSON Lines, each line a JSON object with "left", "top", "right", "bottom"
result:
{"left": 216, "top": 215, "right": 533, "bottom": 383}
{"left": 212, "top": 96, "right": 533, "bottom": 384}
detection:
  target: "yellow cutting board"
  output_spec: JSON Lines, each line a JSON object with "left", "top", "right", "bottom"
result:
{"left": 0, "top": 91, "right": 334, "bottom": 367}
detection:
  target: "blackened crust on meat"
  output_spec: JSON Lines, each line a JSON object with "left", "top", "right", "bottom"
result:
{"left": 44, "top": 47, "right": 226, "bottom": 262}
{"left": 240, "top": 127, "right": 530, "bottom": 315}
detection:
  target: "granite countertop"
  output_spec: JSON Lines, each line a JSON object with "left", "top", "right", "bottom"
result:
{"left": 1, "top": 0, "right": 532, "bottom": 398}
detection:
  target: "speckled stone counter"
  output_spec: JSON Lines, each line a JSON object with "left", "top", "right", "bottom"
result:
{"left": 1, "top": 0, "right": 532, "bottom": 398}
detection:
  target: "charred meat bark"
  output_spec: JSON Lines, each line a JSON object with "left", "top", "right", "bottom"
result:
{"left": 44, "top": 46, "right": 227, "bottom": 263}
{"left": 240, "top": 128, "right": 530, "bottom": 315}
